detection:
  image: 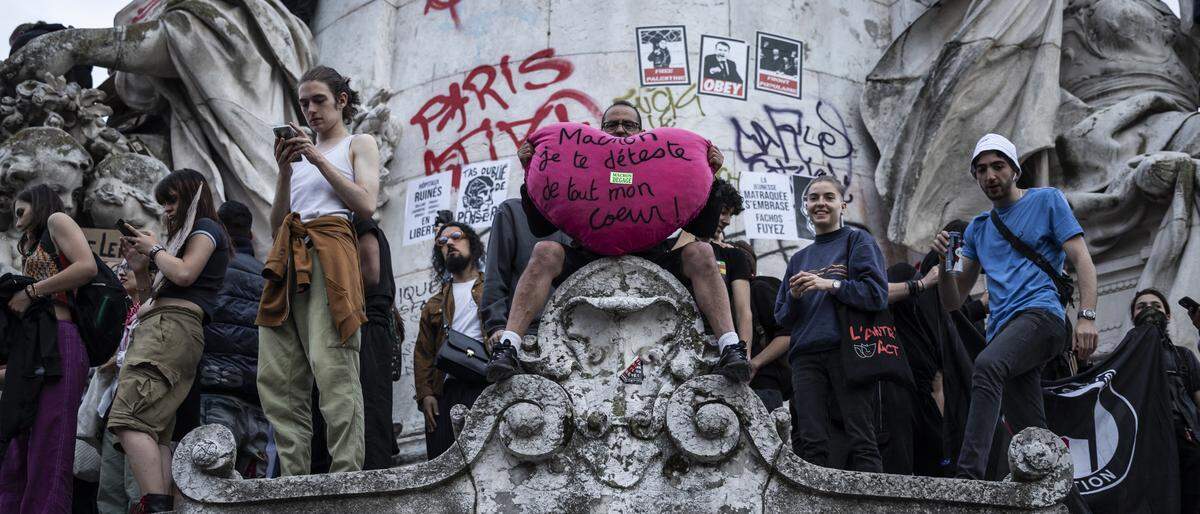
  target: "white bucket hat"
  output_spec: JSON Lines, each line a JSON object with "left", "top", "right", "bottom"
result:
{"left": 970, "top": 133, "right": 1021, "bottom": 177}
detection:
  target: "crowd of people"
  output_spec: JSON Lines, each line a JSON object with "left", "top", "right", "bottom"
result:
{"left": 0, "top": 61, "right": 1198, "bottom": 514}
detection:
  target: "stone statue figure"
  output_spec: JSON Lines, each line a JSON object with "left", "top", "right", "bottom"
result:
{"left": 1, "top": 0, "right": 317, "bottom": 246}
{"left": 862, "top": 0, "right": 1200, "bottom": 346}
{"left": 0, "top": 126, "right": 92, "bottom": 273}
{"left": 84, "top": 152, "right": 171, "bottom": 237}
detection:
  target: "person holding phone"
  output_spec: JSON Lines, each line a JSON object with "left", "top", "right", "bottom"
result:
{"left": 256, "top": 65, "right": 380, "bottom": 476}
{"left": 0, "top": 184, "right": 96, "bottom": 513}
{"left": 111, "top": 169, "right": 230, "bottom": 514}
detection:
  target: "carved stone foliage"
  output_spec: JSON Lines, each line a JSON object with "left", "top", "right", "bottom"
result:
{"left": 171, "top": 257, "right": 1073, "bottom": 513}
{"left": 349, "top": 88, "right": 400, "bottom": 209}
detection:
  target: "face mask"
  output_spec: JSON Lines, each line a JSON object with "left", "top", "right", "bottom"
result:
{"left": 1133, "top": 307, "right": 1168, "bottom": 332}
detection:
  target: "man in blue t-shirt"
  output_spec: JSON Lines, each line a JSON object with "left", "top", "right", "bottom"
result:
{"left": 932, "top": 133, "right": 1099, "bottom": 480}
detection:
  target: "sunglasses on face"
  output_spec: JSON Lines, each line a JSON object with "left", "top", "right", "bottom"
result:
{"left": 601, "top": 120, "right": 641, "bottom": 131}
{"left": 436, "top": 231, "right": 465, "bottom": 247}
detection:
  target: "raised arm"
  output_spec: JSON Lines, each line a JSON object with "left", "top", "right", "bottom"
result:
{"left": 150, "top": 233, "right": 216, "bottom": 288}
{"left": 932, "top": 230, "right": 982, "bottom": 312}
{"left": 2, "top": 21, "right": 178, "bottom": 83}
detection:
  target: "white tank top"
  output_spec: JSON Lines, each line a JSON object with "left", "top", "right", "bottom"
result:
{"left": 289, "top": 135, "right": 355, "bottom": 221}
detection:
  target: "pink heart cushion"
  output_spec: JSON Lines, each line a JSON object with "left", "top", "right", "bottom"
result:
{"left": 526, "top": 122, "right": 714, "bottom": 255}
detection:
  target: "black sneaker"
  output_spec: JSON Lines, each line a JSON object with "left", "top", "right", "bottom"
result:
{"left": 713, "top": 343, "right": 751, "bottom": 383}
{"left": 486, "top": 341, "right": 523, "bottom": 382}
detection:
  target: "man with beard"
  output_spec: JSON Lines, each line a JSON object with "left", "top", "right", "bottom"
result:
{"left": 412, "top": 222, "right": 487, "bottom": 459}
{"left": 1128, "top": 289, "right": 1200, "bottom": 512}
{"left": 932, "top": 133, "right": 1099, "bottom": 480}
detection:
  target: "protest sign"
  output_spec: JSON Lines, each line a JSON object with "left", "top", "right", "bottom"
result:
{"left": 791, "top": 175, "right": 818, "bottom": 240}
{"left": 455, "top": 159, "right": 511, "bottom": 229}
{"left": 698, "top": 35, "right": 748, "bottom": 100}
{"left": 636, "top": 26, "right": 690, "bottom": 86}
{"left": 739, "top": 171, "right": 799, "bottom": 240}
{"left": 525, "top": 122, "right": 712, "bottom": 255}
{"left": 402, "top": 173, "right": 453, "bottom": 246}
{"left": 755, "top": 32, "right": 802, "bottom": 99}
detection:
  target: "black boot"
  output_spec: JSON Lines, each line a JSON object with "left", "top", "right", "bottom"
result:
{"left": 486, "top": 341, "right": 523, "bottom": 382}
{"left": 713, "top": 343, "right": 751, "bottom": 383}
{"left": 130, "top": 493, "right": 173, "bottom": 514}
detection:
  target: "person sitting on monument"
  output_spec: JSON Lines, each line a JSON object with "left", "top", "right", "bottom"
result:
{"left": 0, "top": 184, "right": 97, "bottom": 513}
{"left": 114, "top": 169, "right": 231, "bottom": 514}
{"left": 413, "top": 222, "right": 489, "bottom": 460}
{"left": 486, "top": 100, "right": 751, "bottom": 384}
{"left": 672, "top": 178, "right": 754, "bottom": 345}
{"left": 775, "top": 175, "right": 889, "bottom": 472}
{"left": 481, "top": 197, "right": 569, "bottom": 345}
{"left": 931, "top": 133, "right": 1098, "bottom": 480}
{"left": 256, "top": 66, "right": 381, "bottom": 476}
{"left": 1126, "top": 288, "right": 1200, "bottom": 512}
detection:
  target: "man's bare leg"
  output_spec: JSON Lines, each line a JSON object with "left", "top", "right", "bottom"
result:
{"left": 487, "top": 241, "right": 565, "bottom": 381}
{"left": 680, "top": 241, "right": 749, "bottom": 382}
{"left": 680, "top": 242, "right": 735, "bottom": 334}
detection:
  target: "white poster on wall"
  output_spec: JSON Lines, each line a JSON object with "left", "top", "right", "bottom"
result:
{"left": 455, "top": 159, "right": 511, "bottom": 229}
{"left": 402, "top": 173, "right": 454, "bottom": 246}
{"left": 739, "top": 171, "right": 800, "bottom": 241}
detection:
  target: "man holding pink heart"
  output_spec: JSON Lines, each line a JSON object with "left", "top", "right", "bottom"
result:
{"left": 485, "top": 101, "right": 750, "bottom": 383}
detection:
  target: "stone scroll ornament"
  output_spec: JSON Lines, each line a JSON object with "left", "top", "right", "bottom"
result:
{"left": 525, "top": 122, "right": 713, "bottom": 255}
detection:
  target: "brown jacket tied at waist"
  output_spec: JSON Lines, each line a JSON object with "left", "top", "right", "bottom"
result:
{"left": 256, "top": 213, "right": 367, "bottom": 343}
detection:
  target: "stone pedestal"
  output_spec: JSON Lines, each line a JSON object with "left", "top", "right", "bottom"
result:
{"left": 173, "top": 257, "right": 1071, "bottom": 512}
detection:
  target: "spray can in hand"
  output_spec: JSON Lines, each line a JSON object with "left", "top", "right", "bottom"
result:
{"left": 945, "top": 231, "right": 964, "bottom": 275}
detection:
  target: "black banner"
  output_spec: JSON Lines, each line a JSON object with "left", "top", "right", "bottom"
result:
{"left": 1043, "top": 325, "right": 1179, "bottom": 513}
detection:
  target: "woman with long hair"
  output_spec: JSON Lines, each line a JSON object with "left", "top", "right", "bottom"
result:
{"left": 0, "top": 184, "right": 97, "bottom": 513}
{"left": 112, "top": 169, "right": 230, "bottom": 514}
{"left": 256, "top": 65, "right": 380, "bottom": 476}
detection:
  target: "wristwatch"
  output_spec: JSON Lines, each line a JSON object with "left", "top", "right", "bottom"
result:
{"left": 831, "top": 279, "right": 842, "bottom": 292}
{"left": 1078, "top": 309, "right": 1097, "bottom": 321}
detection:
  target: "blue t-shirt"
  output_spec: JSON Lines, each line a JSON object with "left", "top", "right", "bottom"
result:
{"left": 962, "top": 188, "right": 1082, "bottom": 341}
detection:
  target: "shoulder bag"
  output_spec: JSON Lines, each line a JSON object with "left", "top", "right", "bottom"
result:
{"left": 835, "top": 230, "right": 914, "bottom": 387}
{"left": 433, "top": 281, "right": 491, "bottom": 384}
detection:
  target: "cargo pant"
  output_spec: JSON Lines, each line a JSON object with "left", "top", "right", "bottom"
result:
{"left": 258, "top": 255, "right": 363, "bottom": 476}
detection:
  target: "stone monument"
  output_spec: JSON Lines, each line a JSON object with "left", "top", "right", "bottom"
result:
{"left": 170, "top": 258, "right": 1073, "bottom": 512}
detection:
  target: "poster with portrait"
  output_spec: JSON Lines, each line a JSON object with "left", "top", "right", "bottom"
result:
{"left": 402, "top": 172, "right": 454, "bottom": 246}
{"left": 790, "top": 175, "right": 817, "bottom": 240}
{"left": 739, "top": 172, "right": 799, "bottom": 241}
{"left": 698, "top": 35, "right": 749, "bottom": 100}
{"left": 636, "top": 26, "right": 690, "bottom": 86}
{"left": 755, "top": 32, "right": 803, "bottom": 99}
{"left": 455, "top": 159, "right": 511, "bottom": 229}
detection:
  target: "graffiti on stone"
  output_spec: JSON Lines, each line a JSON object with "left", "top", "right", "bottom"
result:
{"left": 728, "top": 101, "right": 854, "bottom": 200}
{"left": 409, "top": 48, "right": 602, "bottom": 185}
{"left": 424, "top": 0, "right": 464, "bottom": 29}
{"left": 613, "top": 84, "right": 705, "bottom": 130}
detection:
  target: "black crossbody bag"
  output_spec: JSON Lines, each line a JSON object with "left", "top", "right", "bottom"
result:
{"left": 989, "top": 209, "right": 1078, "bottom": 375}
{"left": 433, "top": 281, "right": 491, "bottom": 384}
{"left": 988, "top": 210, "right": 1075, "bottom": 307}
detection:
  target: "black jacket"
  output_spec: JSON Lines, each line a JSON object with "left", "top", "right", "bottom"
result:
{"left": 0, "top": 273, "right": 59, "bottom": 459}
{"left": 482, "top": 198, "right": 570, "bottom": 337}
{"left": 199, "top": 240, "right": 263, "bottom": 400}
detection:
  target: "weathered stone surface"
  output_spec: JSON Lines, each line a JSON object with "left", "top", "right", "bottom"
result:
{"left": 174, "top": 257, "right": 1071, "bottom": 512}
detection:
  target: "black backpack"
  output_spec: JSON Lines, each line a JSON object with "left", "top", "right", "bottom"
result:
{"left": 39, "top": 230, "right": 130, "bottom": 366}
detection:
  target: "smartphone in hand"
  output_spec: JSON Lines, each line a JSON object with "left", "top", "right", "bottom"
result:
{"left": 115, "top": 219, "right": 138, "bottom": 237}
{"left": 1180, "top": 296, "right": 1200, "bottom": 314}
{"left": 273, "top": 125, "right": 302, "bottom": 162}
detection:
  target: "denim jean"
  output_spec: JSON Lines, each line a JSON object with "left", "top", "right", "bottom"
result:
{"left": 956, "top": 309, "right": 1065, "bottom": 479}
